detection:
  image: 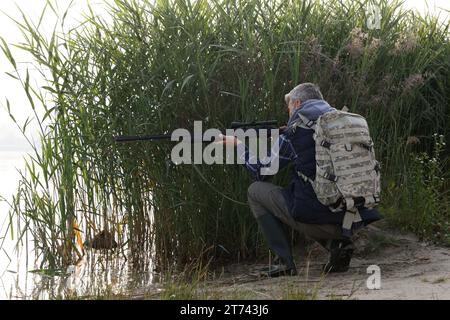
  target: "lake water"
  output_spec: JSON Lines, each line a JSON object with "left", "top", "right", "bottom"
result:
{"left": 0, "top": 151, "right": 155, "bottom": 299}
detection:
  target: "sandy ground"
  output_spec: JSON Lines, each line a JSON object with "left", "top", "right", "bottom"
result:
{"left": 197, "top": 221, "right": 450, "bottom": 300}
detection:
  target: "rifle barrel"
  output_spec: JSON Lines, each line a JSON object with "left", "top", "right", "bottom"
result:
{"left": 114, "top": 134, "right": 210, "bottom": 143}
{"left": 114, "top": 134, "right": 172, "bottom": 142}
{"left": 114, "top": 120, "right": 279, "bottom": 142}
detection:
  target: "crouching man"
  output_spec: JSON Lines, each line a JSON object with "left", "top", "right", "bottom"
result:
{"left": 218, "top": 83, "right": 381, "bottom": 277}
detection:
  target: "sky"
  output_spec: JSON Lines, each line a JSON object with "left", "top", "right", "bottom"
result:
{"left": 0, "top": 0, "right": 109, "bottom": 154}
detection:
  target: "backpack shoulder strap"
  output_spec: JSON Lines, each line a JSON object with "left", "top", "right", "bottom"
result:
{"left": 298, "top": 113, "right": 317, "bottom": 130}
{"left": 286, "top": 117, "right": 310, "bottom": 134}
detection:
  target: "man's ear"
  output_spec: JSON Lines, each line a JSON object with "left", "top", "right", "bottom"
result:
{"left": 295, "top": 99, "right": 302, "bottom": 108}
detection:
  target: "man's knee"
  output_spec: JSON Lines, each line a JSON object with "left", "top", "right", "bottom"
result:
{"left": 247, "top": 181, "right": 264, "bottom": 202}
{"left": 247, "top": 181, "right": 272, "bottom": 219}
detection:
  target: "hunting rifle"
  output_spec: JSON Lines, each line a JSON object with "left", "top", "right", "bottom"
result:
{"left": 113, "top": 120, "right": 280, "bottom": 143}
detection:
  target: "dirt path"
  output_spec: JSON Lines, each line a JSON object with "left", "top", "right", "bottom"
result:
{"left": 204, "top": 222, "right": 450, "bottom": 300}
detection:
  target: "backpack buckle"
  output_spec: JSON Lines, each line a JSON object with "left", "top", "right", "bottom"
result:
{"left": 324, "top": 172, "right": 338, "bottom": 182}
{"left": 373, "top": 195, "right": 380, "bottom": 203}
{"left": 306, "top": 120, "right": 315, "bottom": 128}
{"left": 374, "top": 162, "right": 381, "bottom": 172}
{"left": 320, "top": 140, "right": 331, "bottom": 149}
{"left": 361, "top": 143, "right": 373, "bottom": 151}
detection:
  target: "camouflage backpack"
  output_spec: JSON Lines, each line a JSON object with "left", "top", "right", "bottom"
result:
{"left": 295, "top": 107, "right": 381, "bottom": 237}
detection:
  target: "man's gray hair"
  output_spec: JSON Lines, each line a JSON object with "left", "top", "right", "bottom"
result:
{"left": 285, "top": 82, "right": 323, "bottom": 104}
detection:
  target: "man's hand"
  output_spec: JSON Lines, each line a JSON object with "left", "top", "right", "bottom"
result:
{"left": 215, "top": 134, "right": 242, "bottom": 146}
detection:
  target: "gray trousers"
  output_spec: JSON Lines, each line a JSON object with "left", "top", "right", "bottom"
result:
{"left": 247, "top": 181, "right": 343, "bottom": 245}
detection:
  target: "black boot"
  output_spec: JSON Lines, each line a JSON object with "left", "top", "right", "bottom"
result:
{"left": 322, "top": 238, "right": 354, "bottom": 273}
{"left": 256, "top": 214, "right": 297, "bottom": 277}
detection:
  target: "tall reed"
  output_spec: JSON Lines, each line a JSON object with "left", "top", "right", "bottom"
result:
{"left": 1, "top": 0, "right": 449, "bottom": 270}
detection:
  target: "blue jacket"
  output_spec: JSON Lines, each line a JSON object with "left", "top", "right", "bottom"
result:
{"left": 241, "top": 99, "right": 381, "bottom": 229}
